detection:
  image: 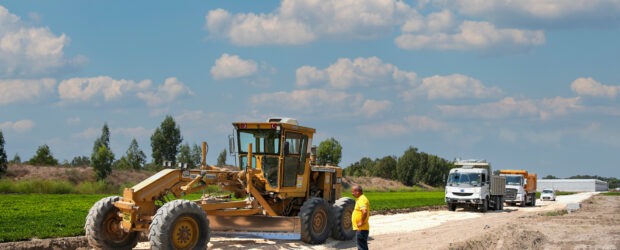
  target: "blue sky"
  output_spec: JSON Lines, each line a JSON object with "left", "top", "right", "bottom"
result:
{"left": 1, "top": 1, "right": 619, "bottom": 178}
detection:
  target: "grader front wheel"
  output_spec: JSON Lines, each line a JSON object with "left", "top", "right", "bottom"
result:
{"left": 85, "top": 196, "right": 139, "bottom": 250}
{"left": 149, "top": 200, "right": 210, "bottom": 250}
{"left": 300, "top": 198, "right": 331, "bottom": 244}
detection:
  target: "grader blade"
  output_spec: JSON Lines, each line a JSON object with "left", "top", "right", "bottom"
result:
{"left": 208, "top": 215, "right": 301, "bottom": 236}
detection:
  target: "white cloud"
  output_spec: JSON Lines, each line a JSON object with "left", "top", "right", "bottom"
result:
{"left": 404, "top": 115, "right": 448, "bottom": 131}
{"left": 357, "top": 100, "right": 392, "bottom": 118}
{"left": 571, "top": 77, "right": 619, "bottom": 99}
{"left": 210, "top": 53, "right": 258, "bottom": 80}
{"left": 356, "top": 122, "right": 409, "bottom": 137}
{"left": 58, "top": 76, "right": 151, "bottom": 103}
{"left": 0, "top": 6, "right": 85, "bottom": 77}
{"left": 205, "top": 0, "right": 415, "bottom": 46}
{"left": 58, "top": 76, "right": 191, "bottom": 107}
{"left": 396, "top": 20, "right": 545, "bottom": 51}
{"left": 296, "top": 57, "right": 417, "bottom": 89}
{"left": 251, "top": 89, "right": 361, "bottom": 113}
{"left": 0, "top": 119, "right": 35, "bottom": 133}
{"left": 0, "top": 78, "right": 56, "bottom": 105}
{"left": 438, "top": 96, "right": 582, "bottom": 120}
{"left": 413, "top": 74, "right": 502, "bottom": 100}
{"left": 137, "top": 77, "right": 193, "bottom": 107}
{"left": 440, "top": 0, "right": 620, "bottom": 27}
{"left": 295, "top": 66, "right": 326, "bottom": 87}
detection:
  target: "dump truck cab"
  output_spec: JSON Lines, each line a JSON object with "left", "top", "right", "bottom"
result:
{"left": 445, "top": 159, "right": 505, "bottom": 212}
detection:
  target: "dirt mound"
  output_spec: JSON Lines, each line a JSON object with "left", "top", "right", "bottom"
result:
{"left": 451, "top": 226, "right": 547, "bottom": 250}
{"left": 342, "top": 176, "right": 435, "bottom": 191}
{"left": 0, "top": 236, "right": 89, "bottom": 250}
{"left": 5, "top": 164, "right": 154, "bottom": 187}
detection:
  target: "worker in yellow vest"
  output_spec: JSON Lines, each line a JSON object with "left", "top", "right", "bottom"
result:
{"left": 351, "top": 185, "right": 370, "bottom": 250}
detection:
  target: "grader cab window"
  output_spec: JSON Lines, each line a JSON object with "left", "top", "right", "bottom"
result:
{"left": 238, "top": 130, "right": 280, "bottom": 155}
{"left": 282, "top": 132, "right": 308, "bottom": 187}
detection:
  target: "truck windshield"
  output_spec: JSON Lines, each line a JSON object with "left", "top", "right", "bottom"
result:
{"left": 238, "top": 129, "right": 280, "bottom": 154}
{"left": 504, "top": 176, "right": 523, "bottom": 186}
{"left": 447, "top": 173, "right": 482, "bottom": 186}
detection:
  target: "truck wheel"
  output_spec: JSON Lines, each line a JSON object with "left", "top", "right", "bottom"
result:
{"left": 85, "top": 196, "right": 139, "bottom": 250}
{"left": 330, "top": 197, "right": 355, "bottom": 240}
{"left": 149, "top": 200, "right": 210, "bottom": 250}
{"left": 499, "top": 197, "right": 504, "bottom": 210}
{"left": 448, "top": 203, "right": 457, "bottom": 211}
{"left": 481, "top": 199, "right": 488, "bottom": 212}
{"left": 531, "top": 194, "right": 537, "bottom": 206}
{"left": 300, "top": 198, "right": 331, "bottom": 244}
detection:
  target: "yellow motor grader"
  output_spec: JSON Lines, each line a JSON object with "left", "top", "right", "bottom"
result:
{"left": 84, "top": 118, "right": 355, "bottom": 249}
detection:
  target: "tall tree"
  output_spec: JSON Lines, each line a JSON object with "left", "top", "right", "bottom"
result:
{"left": 70, "top": 156, "right": 90, "bottom": 166}
{"left": 93, "top": 123, "right": 110, "bottom": 153}
{"left": 10, "top": 153, "right": 21, "bottom": 164}
{"left": 151, "top": 115, "right": 183, "bottom": 166}
{"left": 396, "top": 147, "right": 419, "bottom": 186}
{"left": 91, "top": 123, "right": 115, "bottom": 180}
{"left": 28, "top": 144, "right": 59, "bottom": 166}
{"left": 0, "top": 130, "right": 7, "bottom": 177}
{"left": 125, "top": 138, "right": 146, "bottom": 170}
{"left": 92, "top": 146, "right": 114, "bottom": 180}
{"left": 217, "top": 149, "right": 227, "bottom": 166}
{"left": 372, "top": 156, "right": 397, "bottom": 180}
{"left": 317, "top": 137, "right": 342, "bottom": 165}
{"left": 177, "top": 143, "right": 192, "bottom": 168}
{"left": 191, "top": 144, "right": 202, "bottom": 167}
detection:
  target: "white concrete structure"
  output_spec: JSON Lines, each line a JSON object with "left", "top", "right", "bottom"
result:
{"left": 537, "top": 179, "right": 608, "bottom": 192}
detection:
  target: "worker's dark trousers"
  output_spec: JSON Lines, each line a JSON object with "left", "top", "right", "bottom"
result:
{"left": 356, "top": 230, "right": 369, "bottom": 250}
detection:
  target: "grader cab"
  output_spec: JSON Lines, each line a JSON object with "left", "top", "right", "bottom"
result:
{"left": 84, "top": 118, "right": 354, "bottom": 250}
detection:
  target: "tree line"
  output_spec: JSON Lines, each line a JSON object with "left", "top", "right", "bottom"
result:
{"left": 0, "top": 115, "right": 229, "bottom": 181}
{"left": 342, "top": 146, "right": 453, "bottom": 187}
{"left": 1, "top": 123, "right": 618, "bottom": 189}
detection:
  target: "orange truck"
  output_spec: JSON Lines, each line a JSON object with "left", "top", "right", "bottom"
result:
{"left": 499, "top": 170, "right": 537, "bottom": 207}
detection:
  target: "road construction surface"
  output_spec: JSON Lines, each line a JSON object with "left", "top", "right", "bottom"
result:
{"left": 132, "top": 192, "right": 619, "bottom": 250}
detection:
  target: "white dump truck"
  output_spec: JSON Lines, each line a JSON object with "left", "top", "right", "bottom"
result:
{"left": 445, "top": 159, "right": 506, "bottom": 212}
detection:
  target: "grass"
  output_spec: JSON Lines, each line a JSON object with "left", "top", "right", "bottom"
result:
{"left": 0, "top": 190, "right": 446, "bottom": 242}
{"left": 0, "top": 194, "right": 109, "bottom": 242}
{"left": 343, "top": 191, "right": 445, "bottom": 210}
{"left": 600, "top": 191, "right": 620, "bottom": 196}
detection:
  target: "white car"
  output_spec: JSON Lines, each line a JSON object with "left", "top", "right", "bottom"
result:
{"left": 540, "top": 189, "right": 556, "bottom": 201}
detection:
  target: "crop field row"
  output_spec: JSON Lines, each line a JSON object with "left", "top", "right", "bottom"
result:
{"left": 0, "top": 191, "right": 444, "bottom": 242}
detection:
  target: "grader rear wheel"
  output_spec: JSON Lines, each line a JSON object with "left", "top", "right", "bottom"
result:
{"left": 85, "top": 196, "right": 139, "bottom": 250}
{"left": 331, "top": 197, "right": 355, "bottom": 240}
{"left": 300, "top": 198, "right": 331, "bottom": 244}
{"left": 149, "top": 200, "right": 210, "bottom": 250}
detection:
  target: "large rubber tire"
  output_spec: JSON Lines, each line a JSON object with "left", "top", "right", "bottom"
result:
{"left": 300, "top": 198, "right": 331, "bottom": 244}
{"left": 85, "top": 196, "right": 139, "bottom": 250}
{"left": 481, "top": 198, "right": 488, "bottom": 212}
{"left": 448, "top": 203, "right": 457, "bottom": 211}
{"left": 330, "top": 197, "right": 355, "bottom": 240}
{"left": 149, "top": 200, "right": 210, "bottom": 250}
{"left": 531, "top": 194, "right": 537, "bottom": 207}
{"left": 499, "top": 197, "right": 504, "bottom": 210}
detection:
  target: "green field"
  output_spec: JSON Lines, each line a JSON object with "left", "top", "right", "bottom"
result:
{"left": 0, "top": 194, "right": 109, "bottom": 242}
{"left": 0, "top": 191, "right": 445, "bottom": 242}
{"left": 342, "top": 191, "right": 445, "bottom": 210}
